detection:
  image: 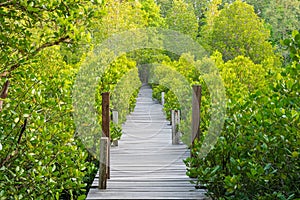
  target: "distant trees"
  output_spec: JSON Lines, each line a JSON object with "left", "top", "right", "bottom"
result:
{"left": 166, "top": 0, "right": 198, "bottom": 39}
{"left": 201, "top": 0, "right": 277, "bottom": 64}
{"left": 246, "top": 0, "right": 300, "bottom": 43}
{"left": 141, "top": 0, "right": 166, "bottom": 27}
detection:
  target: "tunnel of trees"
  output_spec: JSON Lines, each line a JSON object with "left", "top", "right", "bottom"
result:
{"left": 0, "top": 0, "right": 299, "bottom": 199}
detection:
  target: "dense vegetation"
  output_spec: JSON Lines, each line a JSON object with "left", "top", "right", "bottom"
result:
{"left": 152, "top": 0, "right": 299, "bottom": 199}
{"left": 0, "top": 0, "right": 299, "bottom": 199}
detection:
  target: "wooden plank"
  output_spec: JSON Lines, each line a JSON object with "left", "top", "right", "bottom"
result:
{"left": 87, "top": 191, "right": 208, "bottom": 200}
{"left": 92, "top": 180, "right": 195, "bottom": 187}
{"left": 90, "top": 187, "right": 198, "bottom": 192}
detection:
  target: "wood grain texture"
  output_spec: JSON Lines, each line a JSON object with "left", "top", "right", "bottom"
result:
{"left": 86, "top": 84, "right": 208, "bottom": 199}
{"left": 99, "top": 137, "right": 108, "bottom": 189}
{"left": 192, "top": 85, "right": 202, "bottom": 157}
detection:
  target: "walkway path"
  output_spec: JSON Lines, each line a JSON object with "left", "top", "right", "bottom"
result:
{"left": 86, "top": 85, "right": 207, "bottom": 199}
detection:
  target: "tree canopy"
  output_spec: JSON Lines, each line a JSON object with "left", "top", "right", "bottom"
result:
{"left": 166, "top": 0, "right": 198, "bottom": 39}
{"left": 203, "top": 0, "right": 276, "bottom": 64}
{"left": 0, "top": 0, "right": 102, "bottom": 77}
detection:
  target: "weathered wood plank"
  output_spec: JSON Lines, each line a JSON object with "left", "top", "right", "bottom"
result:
{"left": 90, "top": 187, "right": 198, "bottom": 192}
{"left": 87, "top": 190, "right": 208, "bottom": 200}
{"left": 91, "top": 180, "right": 196, "bottom": 188}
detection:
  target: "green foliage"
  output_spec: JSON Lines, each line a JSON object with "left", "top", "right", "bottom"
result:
{"left": 0, "top": 47, "right": 96, "bottom": 199}
{"left": 1, "top": 0, "right": 298, "bottom": 199}
{"left": 110, "top": 122, "right": 122, "bottom": 142}
{"left": 245, "top": 0, "right": 300, "bottom": 46}
{"left": 264, "top": 0, "right": 300, "bottom": 42}
{"left": 150, "top": 53, "right": 200, "bottom": 136}
{"left": 149, "top": 28, "right": 298, "bottom": 199}
{"left": 0, "top": 1, "right": 107, "bottom": 199}
{"left": 213, "top": 52, "right": 268, "bottom": 95}
{"left": 185, "top": 33, "right": 300, "bottom": 199}
{"left": 111, "top": 66, "right": 142, "bottom": 124}
{"left": 156, "top": 0, "right": 173, "bottom": 17}
{"left": 184, "top": 0, "right": 210, "bottom": 26}
{"left": 0, "top": 0, "right": 103, "bottom": 77}
{"left": 97, "top": 53, "right": 141, "bottom": 122}
{"left": 202, "top": 0, "right": 278, "bottom": 65}
{"left": 198, "top": 0, "right": 221, "bottom": 50}
{"left": 92, "top": 0, "right": 147, "bottom": 43}
{"left": 140, "top": 0, "right": 166, "bottom": 28}
{"left": 282, "top": 30, "right": 300, "bottom": 64}
{"left": 98, "top": 54, "right": 137, "bottom": 93}
{"left": 166, "top": 0, "right": 198, "bottom": 39}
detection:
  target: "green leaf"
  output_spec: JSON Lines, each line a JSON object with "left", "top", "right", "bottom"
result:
{"left": 283, "top": 39, "right": 290, "bottom": 46}
{"left": 77, "top": 195, "right": 86, "bottom": 200}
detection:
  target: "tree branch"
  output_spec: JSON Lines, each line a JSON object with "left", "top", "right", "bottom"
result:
{"left": 0, "top": 0, "right": 14, "bottom": 7}
{"left": 18, "top": 118, "right": 27, "bottom": 144}
{"left": 35, "top": 35, "right": 71, "bottom": 53}
{"left": 0, "top": 36, "right": 71, "bottom": 78}
{"left": 0, "top": 80, "right": 10, "bottom": 112}
{"left": 0, "top": 118, "right": 28, "bottom": 168}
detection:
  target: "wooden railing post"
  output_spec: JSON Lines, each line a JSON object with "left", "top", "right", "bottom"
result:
{"left": 191, "top": 85, "right": 202, "bottom": 157}
{"left": 161, "top": 92, "right": 165, "bottom": 106}
{"left": 112, "top": 110, "right": 119, "bottom": 146}
{"left": 102, "top": 92, "right": 110, "bottom": 179}
{"left": 99, "top": 137, "right": 108, "bottom": 189}
{"left": 171, "top": 110, "right": 180, "bottom": 145}
{"left": 171, "top": 110, "right": 175, "bottom": 139}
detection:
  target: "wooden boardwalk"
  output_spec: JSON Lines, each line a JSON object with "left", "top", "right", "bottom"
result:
{"left": 86, "top": 85, "right": 208, "bottom": 199}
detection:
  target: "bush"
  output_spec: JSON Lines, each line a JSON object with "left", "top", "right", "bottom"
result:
{"left": 0, "top": 47, "right": 141, "bottom": 199}
{"left": 149, "top": 34, "right": 299, "bottom": 198}
{"left": 0, "top": 47, "right": 96, "bottom": 199}
{"left": 185, "top": 34, "right": 300, "bottom": 199}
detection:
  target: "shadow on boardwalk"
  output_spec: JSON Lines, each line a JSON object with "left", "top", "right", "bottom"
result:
{"left": 86, "top": 84, "right": 208, "bottom": 199}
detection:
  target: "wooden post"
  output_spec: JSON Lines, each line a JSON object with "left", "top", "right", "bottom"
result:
{"left": 102, "top": 92, "right": 110, "bottom": 178}
{"left": 99, "top": 137, "right": 108, "bottom": 189}
{"left": 169, "top": 110, "right": 172, "bottom": 125}
{"left": 161, "top": 92, "right": 165, "bottom": 106}
{"left": 171, "top": 110, "right": 175, "bottom": 141}
{"left": 172, "top": 110, "right": 180, "bottom": 145}
{"left": 191, "top": 85, "right": 202, "bottom": 157}
{"left": 112, "top": 110, "right": 118, "bottom": 146}
{"left": 102, "top": 92, "right": 110, "bottom": 138}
